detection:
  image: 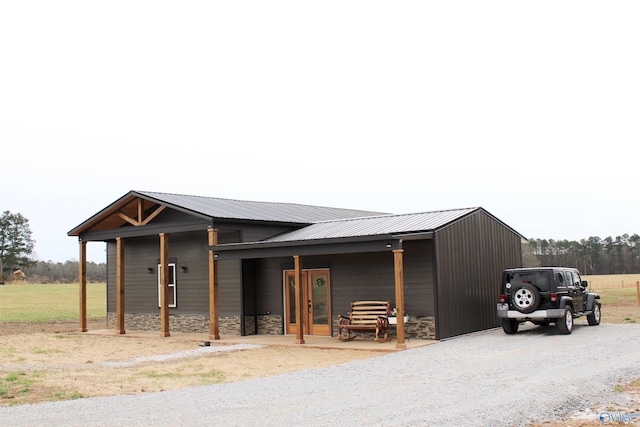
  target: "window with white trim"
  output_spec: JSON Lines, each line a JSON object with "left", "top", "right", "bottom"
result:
{"left": 157, "top": 263, "right": 177, "bottom": 308}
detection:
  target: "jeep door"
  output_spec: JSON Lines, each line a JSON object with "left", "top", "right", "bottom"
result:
{"left": 567, "top": 271, "right": 584, "bottom": 312}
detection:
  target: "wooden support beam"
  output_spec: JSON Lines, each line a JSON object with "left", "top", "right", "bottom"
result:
{"left": 141, "top": 205, "right": 166, "bottom": 225}
{"left": 208, "top": 228, "right": 220, "bottom": 340}
{"left": 393, "top": 249, "right": 406, "bottom": 349}
{"left": 118, "top": 205, "right": 166, "bottom": 227}
{"left": 78, "top": 240, "right": 87, "bottom": 332}
{"left": 116, "top": 238, "right": 125, "bottom": 334}
{"left": 160, "top": 233, "right": 170, "bottom": 337}
{"left": 117, "top": 212, "right": 140, "bottom": 226}
{"left": 294, "top": 255, "right": 305, "bottom": 344}
{"left": 137, "top": 199, "right": 143, "bottom": 225}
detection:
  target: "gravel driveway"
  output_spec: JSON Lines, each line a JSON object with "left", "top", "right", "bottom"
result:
{"left": 2, "top": 322, "right": 640, "bottom": 426}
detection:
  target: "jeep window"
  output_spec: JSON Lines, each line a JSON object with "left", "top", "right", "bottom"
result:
{"left": 571, "top": 272, "right": 581, "bottom": 287}
{"left": 510, "top": 270, "right": 551, "bottom": 291}
{"left": 556, "top": 272, "right": 566, "bottom": 288}
{"left": 564, "top": 271, "right": 573, "bottom": 287}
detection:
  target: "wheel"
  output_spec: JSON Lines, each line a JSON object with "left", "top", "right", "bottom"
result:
{"left": 557, "top": 306, "right": 574, "bottom": 335}
{"left": 501, "top": 318, "right": 519, "bottom": 334}
{"left": 511, "top": 284, "right": 540, "bottom": 314}
{"left": 587, "top": 302, "right": 601, "bottom": 326}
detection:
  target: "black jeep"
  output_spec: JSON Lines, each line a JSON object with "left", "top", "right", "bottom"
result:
{"left": 497, "top": 267, "right": 601, "bottom": 334}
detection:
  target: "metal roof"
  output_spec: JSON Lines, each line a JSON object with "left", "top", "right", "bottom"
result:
{"left": 69, "top": 191, "right": 520, "bottom": 247}
{"left": 255, "top": 207, "right": 479, "bottom": 243}
{"left": 136, "top": 191, "right": 387, "bottom": 223}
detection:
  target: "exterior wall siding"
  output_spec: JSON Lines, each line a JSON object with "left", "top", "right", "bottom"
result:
{"left": 106, "top": 221, "right": 296, "bottom": 326}
{"left": 434, "top": 210, "right": 522, "bottom": 339}
{"left": 101, "top": 205, "right": 521, "bottom": 340}
{"left": 246, "top": 241, "right": 436, "bottom": 338}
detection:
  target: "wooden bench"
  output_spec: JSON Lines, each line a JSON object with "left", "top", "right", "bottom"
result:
{"left": 337, "top": 300, "right": 391, "bottom": 342}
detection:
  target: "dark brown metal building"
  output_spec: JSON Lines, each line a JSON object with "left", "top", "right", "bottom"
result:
{"left": 69, "top": 191, "right": 523, "bottom": 341}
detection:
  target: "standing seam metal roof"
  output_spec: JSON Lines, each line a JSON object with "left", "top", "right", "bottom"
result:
{"left": 261, "top": 208, "right": 479, "bottom": 243}
{"left": 136, "top": 191, "right": 388, "bottom": 223}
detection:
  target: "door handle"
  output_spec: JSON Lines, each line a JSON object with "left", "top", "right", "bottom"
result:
{"left": 308, "top": 300, "right": 312, "bottom": 314}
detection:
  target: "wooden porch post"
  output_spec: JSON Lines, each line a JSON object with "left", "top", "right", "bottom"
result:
{"left": 393, "top": 249, "right": 407, "bottom": 349}
{"left": 294, "top": 255, "right": 305, "bottom": 344}
{"left": 78, "top": 240, "right": 87, "bottom": 332}
{"left": 116, "top": 238, "right": 125, "bottom": 334}
{"left": 160, "top": 233, "right": 170, "bottom": 337}
{"left": 208, "top": 228, "right": 220, "bottom": 340}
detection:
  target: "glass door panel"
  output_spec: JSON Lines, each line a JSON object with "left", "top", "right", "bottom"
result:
{"left": 284, "top": 269, "right": 331, "bottom": 336}
{"left": 287, "top": 273, "right": 298, "bottom": 330}
{"left": 309, "top": 271, "right": 330, "bottom": 335}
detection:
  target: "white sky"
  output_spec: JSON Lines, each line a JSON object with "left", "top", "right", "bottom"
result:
{"left": 1, "top": 1, "right": 639, "bottom": 264}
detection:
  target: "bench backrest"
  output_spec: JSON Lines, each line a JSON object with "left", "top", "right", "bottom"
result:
{"left": 349, "top": 300, "right": 390, "bottom": 325}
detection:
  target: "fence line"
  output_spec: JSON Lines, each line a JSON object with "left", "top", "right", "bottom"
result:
{"left": 586, "top": 280, "right": 638, "bottom": 290}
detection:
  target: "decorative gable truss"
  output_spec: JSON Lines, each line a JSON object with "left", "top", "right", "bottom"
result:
{"left": 117, "top": 199, "right": 166, "bottom": 227}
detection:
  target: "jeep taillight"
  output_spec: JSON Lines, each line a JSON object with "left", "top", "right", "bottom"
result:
{"left": 550, "top": 293, "right": 558, "bottom": 302}
{"left": 499, "top": 294, "right": 507, "bottom": 303}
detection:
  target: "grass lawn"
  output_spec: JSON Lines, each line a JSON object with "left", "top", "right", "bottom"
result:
{"left": 0, "top": 277, "right": 638, "bottom": 324}
{"left": 0, "top": 283, "right": 106, "bottom": 323}
{"left": 595, "top": 287, "right": 640, "bottom": 324}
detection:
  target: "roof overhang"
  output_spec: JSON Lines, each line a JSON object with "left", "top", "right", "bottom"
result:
{"left": 68, "top": 191, "right": 213, "bottom": 237}
{"left": 78, "top": 219, "right": 214, "bottom": 242}
{"left": 210, "top": 232, "right": 434, "bottom": 260}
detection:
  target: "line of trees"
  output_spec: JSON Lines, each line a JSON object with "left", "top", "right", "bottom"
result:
{"left": 524, "top": 234, "right": 640, "bottom": 275}
{"left": 18, "top": 260, "right": 107, "bottom": 284}
{"left": 3, "top": 210, "right": 640, "bottom": 283}
{"left": 1, "top": 210, "right": 107, "bottom": 284}
{"left": 16, "top": 234, "right": 640, "bottom": 283}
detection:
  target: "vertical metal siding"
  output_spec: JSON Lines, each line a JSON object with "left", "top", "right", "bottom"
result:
{"left": 107, "top": 233, "right": 212, "bottom": 316}
{"left": 249, "top": 244, "right": 436, "bottom": 325}
{"left": 434, "top": 210, "right": 522, "bottom": 339}
{"left": 330, "top": 252, "right": 395, "bottom": 318}
{"left": 251, "top": 257, "right": 289, "bottom": 316}
{"left": 105, "top": 223, "right": 297, "bottom": 318}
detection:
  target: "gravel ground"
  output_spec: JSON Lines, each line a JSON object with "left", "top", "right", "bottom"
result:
{"left": 2, "top": 322, "right": 640, "bottom": 427}
{"left": 99, "top": 343, "right": 263, "bottom": 367}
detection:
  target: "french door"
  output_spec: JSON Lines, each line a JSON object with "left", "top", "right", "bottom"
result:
{"left": 284, "top": 269, "right": 331, "bottom": 336}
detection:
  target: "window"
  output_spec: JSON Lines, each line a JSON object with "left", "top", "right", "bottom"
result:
{"left": 571, "top": 271, "right": 581, "bottom": 287}
{"left": 157, "top": 263, "right": 177, "bottom": 308}
{"left": 564, "top": 271, "right": 573, "bottom": 287}
{"left": 512, "top": 270, "right": 551, "bottom": 291}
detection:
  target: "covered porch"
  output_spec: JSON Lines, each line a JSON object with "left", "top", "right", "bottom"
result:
{"left": 77, "top": 229, "right": 417, "bottom": 349}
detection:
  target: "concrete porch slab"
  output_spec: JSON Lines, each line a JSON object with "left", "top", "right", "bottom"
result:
{"left": 86, "top": 329, "right": 436, "bottom": 352}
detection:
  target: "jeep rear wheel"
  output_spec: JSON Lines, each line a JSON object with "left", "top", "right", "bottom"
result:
{"left": 501, "top": 319, "right": 519, "bottom": 334}
{"left": 557, "top": 306, "right": 574, "bottom": 335}
{"left": 511, "top": 284, "right": 540, "bottom": 314}
{"left": 587, "top": 302, "right": 601, "bottom": 326}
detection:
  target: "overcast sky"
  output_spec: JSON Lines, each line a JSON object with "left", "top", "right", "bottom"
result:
{"left": 1, "top": 1, "right": 638, "bottom": 264}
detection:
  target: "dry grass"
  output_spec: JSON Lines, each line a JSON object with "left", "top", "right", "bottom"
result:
{"left": 0, "top": 320, "right": 382, "bottom": 407}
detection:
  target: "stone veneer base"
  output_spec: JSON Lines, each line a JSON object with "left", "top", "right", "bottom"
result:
{"left": 106, "top": 313, "right": 435, "bottom": 340}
